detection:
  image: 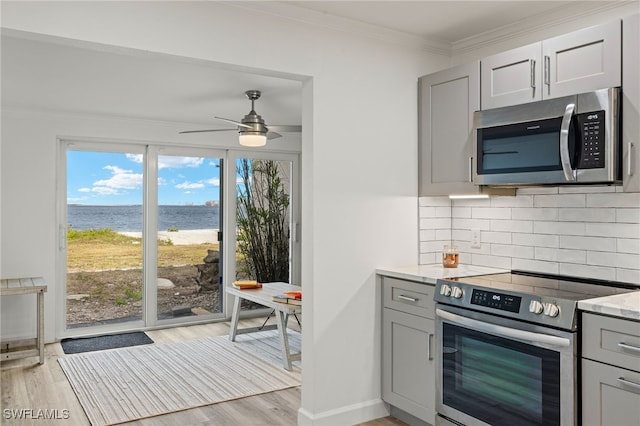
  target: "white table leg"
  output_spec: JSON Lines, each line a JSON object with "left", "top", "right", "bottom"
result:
{"left": 275, "top": 310, "right": 293, "bottom": 370}
{"left": 228, "top": 295, "right": 241, "bottom": 342}
{"left": 37, "top": 290, "right": 44, "bottom": 364}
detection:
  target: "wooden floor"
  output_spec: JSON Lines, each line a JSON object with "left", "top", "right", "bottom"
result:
{"left": 1, "top": 316, "right": 404, "bottom": 426}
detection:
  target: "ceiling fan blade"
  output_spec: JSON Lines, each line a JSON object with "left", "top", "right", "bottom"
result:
{"left": 179, "top": 129, "right": 236, "bottom": 134}
{"left": 267, "top": 132, "right": 282, "bottom": 140}
{"left": 214, "top": 116, "right": 252, "bottom": 129}
{"left": 268, "top": 125, "right": 302, "bottom": 133}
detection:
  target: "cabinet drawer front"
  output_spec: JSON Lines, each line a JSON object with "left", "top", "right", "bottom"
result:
{"left": 383, "top": 277, "right": 434, "bottom": 318}
{"left": 583, "top": 312, "right": 640, "bottom": 372}
{"left": 582, "top": 359, "right": 640, "bottom": 426}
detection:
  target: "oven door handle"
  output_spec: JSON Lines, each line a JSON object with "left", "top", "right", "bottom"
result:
{"left": 436, "top": 308, "right": 571, "bottom": 348}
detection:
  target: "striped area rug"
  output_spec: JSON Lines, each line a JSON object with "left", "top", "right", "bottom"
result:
{"left": 59, "top": 330, "right": 301, "bottom": 426}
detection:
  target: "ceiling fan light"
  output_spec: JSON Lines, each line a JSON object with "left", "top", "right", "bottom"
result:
{"left": 238, "top": 133, "right": 267, "bottom": 147}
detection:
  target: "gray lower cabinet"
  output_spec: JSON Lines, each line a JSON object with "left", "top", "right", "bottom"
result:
{"left": 581, "top": 312, "right": 640, "bottom": 426}
{"left": 381, "top": 277, "right": 435, "bottom": 424}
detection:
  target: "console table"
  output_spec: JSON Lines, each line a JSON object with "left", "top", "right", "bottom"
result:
{"left": 226, "top": 282, "right": 301, "bottom": 370}
{"left": 1, "top": 277, "right": 47, "bottom": 364}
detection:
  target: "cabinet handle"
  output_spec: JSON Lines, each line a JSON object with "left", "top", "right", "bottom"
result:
{"left": 544, "top": 55, "right": 550, "bottom": 94}
{"left": 468, "top": 156, "right": 473, "bottom": 183}
{"left": 618, "top": 342, "right": 640, "bottom": 353}
{"left": 427, "top": 333, "right": 434, "bottom": 361}
{"left": 530, "top": 59, "right": 536, "bottom": 96}
{"left": 628, "top": 142, "right": 634, "bottom": 177}
{"left": 618, "top": 377, "right": 640, "bottom": 391}
{"left": 397, "top": 294, "right": 418, "bottom": 302}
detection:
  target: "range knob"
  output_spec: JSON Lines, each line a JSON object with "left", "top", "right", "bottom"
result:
{"left": 529, "top": 300, "right": 544, "bottom": 315}
{"left": 451, "top": 286, "right": 463, "bottom": 299}
{"left": 440, "top": 284, "right": 452, "bottom": 297}
{"left": 543, "top": 303, "right": 560, "bottom": 318}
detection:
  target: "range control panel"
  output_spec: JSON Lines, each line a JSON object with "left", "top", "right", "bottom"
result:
{"left": 576, "top": 110, "right": 605, "bottom": 169}
{"left": 471, "top": 289, "right": 521, "bottom": 313}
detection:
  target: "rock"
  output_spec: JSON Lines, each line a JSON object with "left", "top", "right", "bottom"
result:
{"left": 157, "top": 278, "right": 175, "bottom": 289}
{"left": 67, "top": 294, "right": 90, "bottom": 301}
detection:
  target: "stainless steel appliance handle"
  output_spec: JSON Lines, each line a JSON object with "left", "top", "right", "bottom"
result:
{"left": 618, "top": 342, "right": 640, "bottom": 353}
{"left": 468, "top": 156, "right": 473, "bottom": 182}
{"left": 436, "top": 308, "right": 570, "bottom": 347}
{"left": 618, "top": 377, "right": 640, "bottom": 391}
{"left": 397, "top": 294, "right": 418, "bottom": 302}
{"left": 427, "top": 333, "right": 434, "bottom": 361}
{"left": 629, "top": 142, "right": 635, "bottom": 177}
{"left": 560, "top": 103, "right": 576, "bottom": 182}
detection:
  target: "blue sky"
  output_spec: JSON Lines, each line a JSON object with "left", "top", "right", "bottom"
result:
{"left": 67, "top": 151, "right": 221, "bottom": 205}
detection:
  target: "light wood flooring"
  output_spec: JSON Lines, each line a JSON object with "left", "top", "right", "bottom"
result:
{"left": 2, "top": 316, "right": 405, "bottom": 426}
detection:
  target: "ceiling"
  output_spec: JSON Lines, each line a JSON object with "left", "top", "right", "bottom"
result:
{"left": 1, "top": 1, "right": 626, "bottom": 132}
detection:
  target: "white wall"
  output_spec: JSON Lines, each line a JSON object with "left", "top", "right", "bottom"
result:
{"left": 0, "top": 2, "right": 448, "bottom": 424}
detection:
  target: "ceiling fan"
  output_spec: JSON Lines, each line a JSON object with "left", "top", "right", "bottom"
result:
{"left": 179, "top": 90, "right": 302, "bottom": 147}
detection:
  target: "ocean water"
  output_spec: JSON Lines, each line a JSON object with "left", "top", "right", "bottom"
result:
{"left": 67, "top": 205, "right": 220, "bottom": 232}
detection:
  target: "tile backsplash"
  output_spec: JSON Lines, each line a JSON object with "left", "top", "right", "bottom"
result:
{"left": 419, "top": 186, "right": 640, "bottom": 285}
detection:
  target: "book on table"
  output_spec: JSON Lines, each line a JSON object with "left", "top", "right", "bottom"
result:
{"left": 233, "top": 280, "right": 262, "bottom": 290}
{"left": 272, "top": 291, "right": 302, "bottom": 305}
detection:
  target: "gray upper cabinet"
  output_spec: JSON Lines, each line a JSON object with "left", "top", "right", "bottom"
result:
{"left": 482, "top": 20, "right": 621, "bottom": 109}
{"left": 419, "top": 62, "right": 481, "bottom": 196}
{"left": 623, "top": 14, "right": 640, "bottom": 192}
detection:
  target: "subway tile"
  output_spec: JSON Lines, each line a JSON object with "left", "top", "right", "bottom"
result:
{"left": 451, "top": 229, "right": 470, "bottom": 241}
{"left": 559, "top": 263, "right": 616, "bottom": 281}
{"left": 616, "top": 268, "right": 640, "bottom": 285}
{"left": 419, "top": 229, "right": 435, "bottom": 241}
{"left": 534, "top": 194, "right": 586, "bottom": 208}
{"left": 421, "top": 240, "right": 451, "bottom": 253}
{"left": 435, "top": 229, "right": 452, "bottom": 241}
{"left": 435, "top": 206, "right": 452, "bottom": 218}
{"left": 587, "top": 192, "right": 640, "bottom": 208}
{"left": 535, "top": 247, "right": 586, "bottom": 264}
{"left": 471, "top": 254, "right": 512, "bottom": 270}
{"left": 419, "top": 206, "right": 436, "bottom": 218}
{"left": 491, "top": 244, "right": 534, "bottom": 259}
{"left": 616, "top": 209, "right": 640, "bottom": 223}
{"left": 586, "top": 222, "right": 640, "bottom": 239}
{"left": 559, "top": 208, "right": 615, "bottom": 222}
{"left": 512, "top": 207, "right": 558, "bottom": 221}
{"left": 452, "top": 198, "right": 491, "bottom": 208}
{"left": 452, "top": 207, "right": 471, "bottom": 218}
{"left": 419, "top": 252, "right": 437, "bottom": 265}
{"left": 617, "top": 238, "right": 640, "bottom": 254}
{"left": 559, "top": 235, "right": 617, "bottom": 252}
{"left": 452, "top": 218, "right": 491, "bottom": 231}
{"left": 587, "top": 251, "right": 640, "bottom": 270}
{"left": 490, "top": 195, "right": 533, "bottom": 208}
{"left": 472, "top": 207, "right": 512, "bottom": 220}
{"left": 512, "top": 233, "right": 559, "bottom": 248}
{"left": 559, "top": 185, "right": 615, "bottom": 194}
{"left": 490, "top": 219, "right": 532, "bottom": 233}
{"left": 512, "top": 258, "right": 559, "bottom": 274}
{"left": 483, "top": 231, "right": 512, "bottom": 244}
{"left": 457, "top": 242, "right": 490, "bottom": 256}
{"left": 419, "top": 217, "right": 451, "bottom": 230}
{"left": 517, "top": 187, "right": 559, "bottom": 195}
{"left": 534, "top": 221, "right": 585, "bottom": 236}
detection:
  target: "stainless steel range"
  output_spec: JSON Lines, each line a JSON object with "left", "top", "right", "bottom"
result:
{"left": 434, "top": 270, "right": 635, "bottom": 426}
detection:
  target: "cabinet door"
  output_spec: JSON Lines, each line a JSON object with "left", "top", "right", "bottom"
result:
{"left": 382, "top": 307, "right": 435, "bottom": 423}
{"left": 544, "top": 20, "right": 621, "bottom": 99}
{"left": 582, "top": 359, "right": 640, "bottom": 426}
{"left": 623, "top": 14, "right": 640, "bottom": 192}
{"left": 419, "top": 61, "right": 480, "bottom": 196}
{"left": 481, "top": 43, "right": 542, "bottom": 109}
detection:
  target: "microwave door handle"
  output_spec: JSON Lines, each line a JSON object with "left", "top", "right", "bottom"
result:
{"left": 560, "top": 103, "right": 576, "bottom": 182}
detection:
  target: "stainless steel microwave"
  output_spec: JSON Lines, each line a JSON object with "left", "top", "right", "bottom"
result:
{"left": 473, "top": 87, "right": 621, "bottom": 186}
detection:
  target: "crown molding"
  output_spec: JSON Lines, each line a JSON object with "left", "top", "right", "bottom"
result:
{"left": 451, "top": 1, "right": 639, "bottom": 56}
{"left": 219, "top": 1, "right": 452, "bottom": 56}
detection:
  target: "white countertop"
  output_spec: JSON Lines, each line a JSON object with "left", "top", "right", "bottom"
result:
{"left": 376, "top": 264, "right": 508, "bottom": 285}
{"left": 578, "top": 292, "right": 640, "bottom": 321}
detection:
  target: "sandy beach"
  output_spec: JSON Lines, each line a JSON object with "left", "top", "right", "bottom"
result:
{"left": 119, "top": 229, "right": 219, "bottom": 245}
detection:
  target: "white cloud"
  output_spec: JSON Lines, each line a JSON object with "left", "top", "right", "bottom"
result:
{"left": 176, "top": 181, "right": 205, "bottom": 189}
{"left": 159, "top": 156, "right": 204, "bottom": 169}
{"left": 91, "top": 186, "right": 121, "bottom": 195}
{"left": 94, "top": 165, "right": 142, "bottom": 190}
{"left": 205, "top": 177, "right": 220, "bottom": 186}
{"left": 78, "top": 187, "right": 91, "bottom": 193}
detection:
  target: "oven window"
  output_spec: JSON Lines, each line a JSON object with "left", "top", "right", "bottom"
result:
{"left": 442, "top": 323, "right": 560, "bottom": 426}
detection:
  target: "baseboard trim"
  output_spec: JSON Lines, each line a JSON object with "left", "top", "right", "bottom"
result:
{"left": 298, "top": 399, "right": 389, "bottom": 426}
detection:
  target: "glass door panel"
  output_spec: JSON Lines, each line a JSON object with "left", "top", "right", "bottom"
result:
{"left": 156, "top": 154, "right": 223, "bottom": 321}
{"left": 235, "top": 158, "right": 293, "bottom": 311}
{"left": 66, "top": 149, "right": 144, "bottom": 329}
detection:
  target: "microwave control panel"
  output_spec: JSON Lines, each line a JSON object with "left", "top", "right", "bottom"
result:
{"left": 576, "top": 110, "right": 605, "bottom": 169}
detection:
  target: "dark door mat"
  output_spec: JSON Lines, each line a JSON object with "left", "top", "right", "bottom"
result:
{"left": 61, "top": 332, "right": 153, "bottom": 354}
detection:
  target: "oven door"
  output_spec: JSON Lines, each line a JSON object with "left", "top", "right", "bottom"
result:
{"left": 436, "top": 305, "right": 576, "bottom": 426}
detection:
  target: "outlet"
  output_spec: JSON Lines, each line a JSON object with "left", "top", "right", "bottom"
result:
{"left": 471, "top": 228, "right": 481, "bottom": 249}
